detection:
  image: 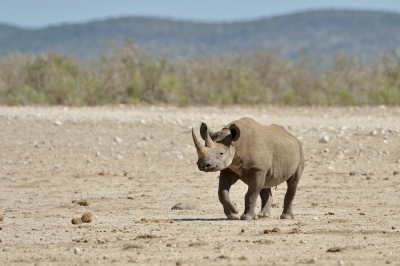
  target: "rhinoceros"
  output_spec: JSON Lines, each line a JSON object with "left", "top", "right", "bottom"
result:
{"left": 191, "top": 117, "right": 304, "bottom": 220}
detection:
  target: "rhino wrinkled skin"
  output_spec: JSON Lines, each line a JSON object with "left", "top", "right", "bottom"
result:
{"left": 192, "top": 117, "right": 304, "bottom": 220}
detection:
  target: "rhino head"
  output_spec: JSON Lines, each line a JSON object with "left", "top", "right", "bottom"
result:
{"left": 192, "top": 122, "right": 240, "bottom": 172}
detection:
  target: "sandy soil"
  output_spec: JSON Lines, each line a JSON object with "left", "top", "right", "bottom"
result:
{"left": 0, "top": 105, "right": 400, "bottom": 266}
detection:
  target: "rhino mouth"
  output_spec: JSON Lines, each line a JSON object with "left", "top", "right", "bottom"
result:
{"left": 197, "top": 161, "right": 219, "bottom": 172}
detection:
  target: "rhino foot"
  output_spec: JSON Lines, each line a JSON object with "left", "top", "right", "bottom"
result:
{"left": 257, "top": 211, "right": 271, "bottom": 219}
{"left": 240, "top": 213, "right": 258, "bottom": 220}
{"left": 280, "top": 213, "right": 294, "bottom": 219}
{"left": 227, "top": 214, "right": 238, "bottom": 220}
{"left": 225, "top": 203, "right": 239, "bottom": 220}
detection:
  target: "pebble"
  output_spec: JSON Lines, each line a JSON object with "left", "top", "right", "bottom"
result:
{"left": 313, "top": 217, "right": 319, "bottom": 220}
{"left": 114, "top": 137, "right": 122, "bottom": 143}
{"left": 319, "top": 136, "right": 330, "bottom": 143}
{"left": 103, "top": 254, "right": 110, "bottom": 260}
{"left": 74, "top": 247, "right": 81, "bottom": 255}
{"left": 54, "top": 120, "right": 62, "bottom": 126}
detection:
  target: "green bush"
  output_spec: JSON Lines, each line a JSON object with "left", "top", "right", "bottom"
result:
{"left": 1, "top": 41, "right": 400, "bottom": 106}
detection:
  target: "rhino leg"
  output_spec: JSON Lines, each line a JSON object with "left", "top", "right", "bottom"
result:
{"left": 280, "top": 169, "right": 301, "bottom": 219}
{"left": 218, "top": 169, "right": 239, "bottom": 219}
{"left": 257, "top": 188, "right": 273, "bottom": 218}
{"left": 241, "top": 171, "right": 265, "bottom": 220}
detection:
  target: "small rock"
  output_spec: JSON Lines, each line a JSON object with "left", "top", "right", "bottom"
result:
{"left": 114, "top": 137, "right": 122, "bottom": 143}
{"left": 263, "top": 228, "right": 281, "bottom": 234}
{"left": 72, "top": 199, "right": 90, "bottom": 206}
{"left": 370, "top": 130, "right": 377, "bottom": 135}
{"left": 71, "top": 218, "right": 83, "bottom": 225}
{"left": 103, "top": 254, "right": 110, "bottom": 260}
{"left": 313, "top": 217, "right": 319, "bottom": 220}
{"left": 393, "top": 171, "right": 399, "bottom": 175}
{"left": 319, "top": 136, "right": 330, "bottom": 143}
{"left": 123, "top": 243, "right": 143, "bottom": 249}
{"left": 74, "top": 247, "right": 82, "bottom": 255}
{"left": 0, "top": 215, "right": 4, "bottom": 222}
{"left": 349, "top": 171, "right": 357, "bottom": 176}
{"left": 54, "top": 120, "right": 62, "bottom": 126}
{"left": 171, "top": 202, "right": 197, "bottom": 210}
{"left": 135, "top": 234, "right": 160, "bottom": 239}
{"left": 189, "top": 241, "right": 209, "bottom": 247}
{"left": 253, "top": 239, "right": 274, "bottom": 244}
{"left": 81, "top": 212, "right": 92, "bottom": 223}
{"left": 327, "top": 247, "right": 344, "bottom": 252}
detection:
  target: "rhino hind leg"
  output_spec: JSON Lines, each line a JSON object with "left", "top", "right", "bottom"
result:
{"left": 257, "top": 188, "right": 273, "bottom": 218}
{"left": 280, "top": 168, "right": 302, "bottom": 219}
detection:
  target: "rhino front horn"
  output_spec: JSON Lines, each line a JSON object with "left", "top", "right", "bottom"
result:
{"left": 192, "top": 128, "right": 207, "bottom": 157}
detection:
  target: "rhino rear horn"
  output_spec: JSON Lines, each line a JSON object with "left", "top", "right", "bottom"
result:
{"left": 204, "top": 129, "right": 215, "bottom": 148}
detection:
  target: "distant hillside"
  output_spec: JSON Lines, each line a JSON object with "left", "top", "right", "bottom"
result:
{"left": 1, "top": 9, "right": 400, "bottom": 60}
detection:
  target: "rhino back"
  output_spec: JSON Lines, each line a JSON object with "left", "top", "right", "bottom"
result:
{"left": 227, "top": 118, "right": 302, "bottom": 185}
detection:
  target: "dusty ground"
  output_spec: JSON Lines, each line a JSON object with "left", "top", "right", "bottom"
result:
{"left": 0, "top": 105, "right": 400, "bottom": 266}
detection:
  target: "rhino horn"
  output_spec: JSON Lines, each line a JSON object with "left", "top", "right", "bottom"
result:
{"left": 192, "top": 128, "right": 207, "bottom": 157}
{"left": 205, "top": 130, "right": 215, "bottom": 148}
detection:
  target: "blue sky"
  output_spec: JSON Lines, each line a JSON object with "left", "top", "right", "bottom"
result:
{"left": 1, "top": 0, "right": 400, "bottom": 28}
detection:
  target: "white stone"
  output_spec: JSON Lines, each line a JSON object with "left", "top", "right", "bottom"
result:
{"left": 74, "top": 247, "right": 81, "bottom": 255}
{"left": 114, "top": 137, "right": 122, "bottom": 143}
{"left": 319, "top": 136, "right": 329, "bottom": 143}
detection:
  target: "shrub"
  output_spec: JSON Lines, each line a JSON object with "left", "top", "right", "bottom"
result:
{"left": 1, "top": 41, "right": 400, "bottom": 106}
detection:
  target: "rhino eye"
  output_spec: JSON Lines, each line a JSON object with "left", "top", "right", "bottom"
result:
{"left": 220, "top": 152, "right": 224, "bottom": 156}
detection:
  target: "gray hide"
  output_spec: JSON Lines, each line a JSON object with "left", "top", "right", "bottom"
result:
{"left": 192, "top": 117, "right": 304, "bottom": 220}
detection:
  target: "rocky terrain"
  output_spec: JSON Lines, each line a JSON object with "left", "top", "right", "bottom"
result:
{"left": 0, "top": 106, "right": 399, "bottom": 265}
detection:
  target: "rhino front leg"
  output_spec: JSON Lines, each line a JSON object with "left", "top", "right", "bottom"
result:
{"left": 218, "top": 169, "right": 239, "bottom": 219}
{"left": 257, "top": 188, "right": 273, "bottom": 218}
{"left": 241, "top": 171, "right": 265, "bottom": 220}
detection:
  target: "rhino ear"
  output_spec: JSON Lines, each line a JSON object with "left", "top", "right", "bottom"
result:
{"left": 229, "top": 123, "right": 241, "bottom": 141}
{"left": 200, "top": 122, "right": 214, "bottom": 140}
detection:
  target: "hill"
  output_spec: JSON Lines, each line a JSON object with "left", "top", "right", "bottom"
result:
{"left": 0, "top": 9, "right": 400, "bottom": 60}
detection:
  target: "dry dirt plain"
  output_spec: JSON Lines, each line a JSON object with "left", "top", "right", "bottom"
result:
{"left": 0, "top": 106, "right": 400, "bottom": 266}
